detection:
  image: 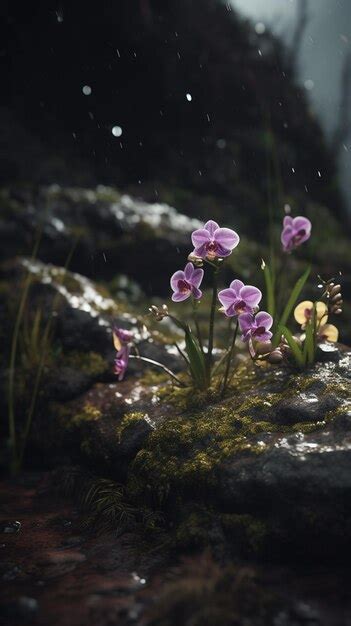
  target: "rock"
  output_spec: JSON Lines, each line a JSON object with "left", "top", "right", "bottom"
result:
{"left": 1, "top": 521, "right": 21, "bottom": 534}
{"left": 0, "top": 185, "right": 201, "bottom": 294}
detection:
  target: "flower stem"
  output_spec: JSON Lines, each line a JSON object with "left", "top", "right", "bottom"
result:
{"left": 220, "top": 319, "right": 239, "bottom": 397}
{"left": 129, "top": 354, "right": 187, "bottom": 387}
{"left": 207, "top": 266, "right": 219, "bottom": 379}
{"left": 192, "top": 298, "right": 203, "bottom": 352}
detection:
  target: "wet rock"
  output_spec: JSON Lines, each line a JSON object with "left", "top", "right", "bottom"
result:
{"left": 1, "top": 521, "right": 21, "bottom": 534}
{"left": 0, "top": 185, "right": 201, "bottom": 293}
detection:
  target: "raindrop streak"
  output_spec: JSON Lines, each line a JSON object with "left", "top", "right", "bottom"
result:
{"left": 186, "top": 93, "right": 192, "bottom": 101}
{"left": 112, "top": 126, "right": 123, "bottom": 137}
{"left": 82, "top": 85, "right": 92, "bottom": 96}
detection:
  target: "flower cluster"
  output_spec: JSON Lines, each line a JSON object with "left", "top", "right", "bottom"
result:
{"left": 112, "top": 207, "right": 342, "bottom": 387}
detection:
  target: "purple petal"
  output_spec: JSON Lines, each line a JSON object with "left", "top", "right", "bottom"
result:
{"left": 293, "top": 216, "right": 311, "bottom": 234}
{"left": 191, "top": 286, "right": 202, "bottom": 300}
{"left": 170, "top": 270, "right": 185, "bottom": 292}
{"left": 281, "top": 226, "right": 293, "bottom": 250}
{"left": 229, "top": 279, "right": 244, "bottom": 295}
{"left": 214, "top": 228, "right": 240, "bottom": 251}
{"left": 255, "top": 311, "right": 273, "bottom": 331}
{"left": 240, "top": 285, "right": 262, "bottom": 308}
{"left": 172, "top": 291, "right": 190, "bottom": 302}
{"left": 184, "top": 262, "right": 194, "bottom": 281}
{"left": 257, "top": 330, "right": 273, "bottom": 342}
{"left": 214, "top": 243, "right": 233, "bottom": 257}
{"left": 191, "top": 268, "right": 204, "bottom": 288}
{"left": 191, "top": 228, "right": 210, "bottom": 248}
{"left": 238, "top": 312, "right": 255, "bottom": 335}
{"left": 283, "top": 215, "right": 293, "bottom": 228}
{"left": 204, "top": 220, "right": 220, "bottom": 237}
{"left": 192, "top": 243, "right": 208, "bottom": 259}
{"left": 218, "top": 288, "right": 236, "bottom": 309}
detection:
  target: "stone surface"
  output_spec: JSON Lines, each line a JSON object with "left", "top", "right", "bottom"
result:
{"left": 0, "top": 185, "right": 201, "bottom": 293}
{"left": 1, "top": 474, "right": 351, "bottom": 626}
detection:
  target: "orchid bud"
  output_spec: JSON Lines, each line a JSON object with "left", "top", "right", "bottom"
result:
{"left": 329, "top": 284, "right": 341, "bottom": 298}
{"left": 255, "top": 341, "right": 273, "bottom": 355}
{"left": 149, "top": 304, "right": 169, "bottom": 321}
{"left": 187, "top": 253, "right": 203, "bottom": 267}
{"left": 268, "top": 349, "right": 283, "bottom": 364}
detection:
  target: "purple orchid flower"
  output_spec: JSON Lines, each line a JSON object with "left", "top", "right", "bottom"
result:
{"left": 281, "top": 215, "right": 312, "bottom": 253}
{"left": 191, "top": 220, "right": 240, "bottom": 260}
{"left": 113, "top": 327, "right": 133, "bottom": 345}
{"left": 112, "top": 326, "right": 133, "bottom": 381}
{"left": 238, "top": 311, "right": 273, "bottom": 343}
{"left": 170, "top": 262, "right": 204, "bottom": 302}
{"left": 218, "top": 279, "right": 262, "bottom": 317}
{"left": 114, "top": 345, "right": 129, "bottom": 381}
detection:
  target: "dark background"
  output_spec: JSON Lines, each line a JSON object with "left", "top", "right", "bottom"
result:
{"left": 1, "top": 0, "right": 348, "bottom": 234}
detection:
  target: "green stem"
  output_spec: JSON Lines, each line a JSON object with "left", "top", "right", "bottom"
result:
{"left": 220, "top": 319, "right": 239, "bottom": 397}
{"left": 129, "top": 354, "right": 187, "bottom": 387}
{"left": 192, "top": 298, "right": 203, "bottom": 352}
{"left": 207, "top": 266, "right": 219, "bottom": 379}
{"left": 8, "top": 231, "right": 42, "bottom": 473}
{"left": 17, "top": 238, "right": 78, "bottom": 471}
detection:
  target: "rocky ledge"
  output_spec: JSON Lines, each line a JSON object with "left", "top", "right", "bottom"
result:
{"left": 1, "top": 256, "right": 351, "bottom": 562}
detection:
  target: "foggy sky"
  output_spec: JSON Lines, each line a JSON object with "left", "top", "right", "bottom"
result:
{"left": 231, "top": 0, "right": 351, "bottom": 213}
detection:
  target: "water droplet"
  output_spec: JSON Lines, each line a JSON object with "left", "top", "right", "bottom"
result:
{"left": 304, "top": 79, "right": 314, "bottom": 91}
{"left": 255, "top": 22, "right": 265, "bottom": 35}
{"left": 186, "top": 93, "right": 192, "bottom": 101}
{"left": 112, "top": 125, "right": 122, "bottom": 137}
{"left": 82, "top": 85, "right": 92, "bottom": 96}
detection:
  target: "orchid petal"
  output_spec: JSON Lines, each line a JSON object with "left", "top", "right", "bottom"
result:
{"left": 191, "top": 228, "right": 211, "bottom": 248}
{"left": 294, "top": 301, "right": 313, "bottom": 324}
{"left": 255, "top": 311, "right": 273, "bottom": 330}
{"left": 172, "top": 291, "right": 190, "bottom": 302}
{"left": 191, "top": 268, "right": 204, "bottom": 288}
{"left": 184, "top": 262, "right": 194, "bottom": 281}
{"left": 170, "top": 270, "right": 185, "bottom": 292}
{"left": 238, "top": 312, "right": 255, "bottom": 335}
{"left": 218, "top": 288, "right": 236, "bottom": 309}
{"left": 191, "top": 286, "right": 203, "bottom": 300}
{"left": 214, "top": 227, "right": 240, "bottom": 251}
{"left": 229, "top": 279, "right": 244, "bottom": 295}
{"left": 204, "top": 220, "right": 220, "bottom": 237}
{"left": 240, "top": 285, "right": 262, "bottom": 307}
{"left": 192, "top": 243, "right": 209, "bottom": 259}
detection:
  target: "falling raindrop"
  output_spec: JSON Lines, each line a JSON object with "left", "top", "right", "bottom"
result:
{"left": 112, "top": 125, "right": 123, "bottom": 137}
{"left": 186, "top": 93, "right": 192, "bottom": 102}
{"left": 82, "top": 85, "right": 92, "bottom": 96}
{"left": 255, "top": 22, "right": 265, "bottom": 35}
{"left": 304, "top": 79, "right": 314, "bottom": 91}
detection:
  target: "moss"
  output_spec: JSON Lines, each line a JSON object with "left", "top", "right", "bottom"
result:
{"left": 71, "top": 402, "right": 102, "bottom": 427}
{"left": 221, "top": 514, "right": 268, "bottom": 556}
{"left": 128, "top": 362, "right": 347, "bottom": 506}
{"left": 116, "top": 411, "right": 146, "bottom": 441}
{"left": 62, "top": 351, "right": 108, "bottom": 377}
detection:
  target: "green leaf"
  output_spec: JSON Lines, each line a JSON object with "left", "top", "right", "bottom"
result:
{"left": 184, "top": 327, "right": 207, "bottom": 390}
{"left": 280, "top": 325, "right": 304, "bottom": 368}
{"left": 273, "top": 266, "right": 311, "bottom": 346}
{"left": 261, "top": 259, "right": 275, "bottom": 318}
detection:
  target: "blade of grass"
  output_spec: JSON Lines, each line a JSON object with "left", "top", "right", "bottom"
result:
{"left": 8, "top": 230, "right": 42, "bottom": 472}
{"left": 261, "top": 259, "right": 275, "bottom": 318}
{"left": 280, "top": 325, "right": 304, "bottom": 368}
{"left": 273, "top": 266, "right": 311, "bottom": 346}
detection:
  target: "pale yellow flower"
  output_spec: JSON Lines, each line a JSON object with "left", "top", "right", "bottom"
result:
{"left": 318, "top": 324, "right": 339, "bottom": 343}
{"left": 294, "top": 300, "right": 328, "bottom": 328}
